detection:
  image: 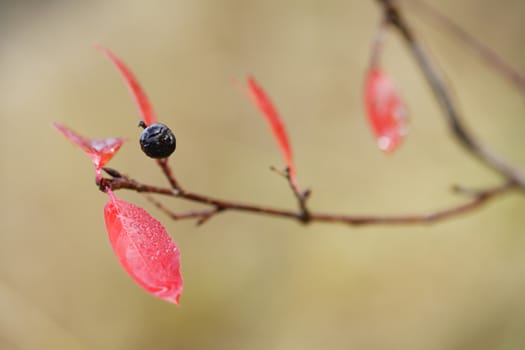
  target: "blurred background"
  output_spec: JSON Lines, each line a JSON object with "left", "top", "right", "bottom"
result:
{"left": 1, "top": 0, "right": 524, "bottom": 349}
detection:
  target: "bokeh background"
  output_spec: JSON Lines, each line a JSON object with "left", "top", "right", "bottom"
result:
{"left": 1, "top": 0, "right": 524, "bottom": 349}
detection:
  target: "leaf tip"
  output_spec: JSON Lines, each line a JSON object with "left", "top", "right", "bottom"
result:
{"left": 96, "top": 45, "right": 157, "bottom": 126}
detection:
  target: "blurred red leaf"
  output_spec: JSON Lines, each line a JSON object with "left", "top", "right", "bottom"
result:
{"left": 246, "top": 76, "right": 297, "bottom": 185}
{"left": 53, "top": 122, "right": 124, "bottom": 170}
{"left": 364, "top": 67, "right": 408, "bottom": 153}
{"left": 104, "top": 191, "right": 183, "bottom": 305}
{"left": 96, "top": 45, "right": 157, "bottom": 126}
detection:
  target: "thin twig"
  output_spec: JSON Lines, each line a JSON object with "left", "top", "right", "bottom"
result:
{"left": 406, "top": 0, "right": 525, "bottom": 94}
{"left": 369, "top": 17, "right": 390, "bottom": 68}
{"left": 143, "top": 194, "right": 219, "bottom": 222}
{"left": 270, "top": 165, "right": 311, "bottom": 222}
{"left": 285, "top": 167, "right": 311, "bottom": 222}
{"left": 156, "top": 158, "right": 181, "bottom": 190}
{"left": 376, "top": 0, "right": 525, "bottom": 187}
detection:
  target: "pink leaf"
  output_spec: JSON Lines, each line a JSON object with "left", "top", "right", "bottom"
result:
{"left": 364, "top": 67, "right": 409, "bottom": 153}
{"left": 53, "top": 122, "right": 125, "bottom": 170}
{"left": 96, "top": 44, "right": 157, "bottom": 126}
{"left": 104, "top": 191, "right": 183, "bottom": 305}
{"left": 246, "top": 76, "right": 297, "bottom": 185}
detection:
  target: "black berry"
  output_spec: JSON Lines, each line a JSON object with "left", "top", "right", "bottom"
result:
{"left": 139, "top": 122, "right": 176, "bottom": 159}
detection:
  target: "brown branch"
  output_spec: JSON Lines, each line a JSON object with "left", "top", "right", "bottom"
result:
{"left": 99, "top": 169, "right": 517, "bottom": 227}
{"left": 376, "top": 0, "right": 525, "bottom": 188}
{"left": 92, "top": 3, "right": 523, "bottom": 229}
{"left": 156, "top": 158, "right": 181, "bottom": 190}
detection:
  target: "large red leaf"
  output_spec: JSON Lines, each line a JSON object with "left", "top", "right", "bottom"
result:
{"left": 104, "top": 191, "right": 183, "bottom": 305}
{"left": 53, "top": 122, "right": 125, "bottom": 170}
{"left": 96, "top": 45, "right": 157, "bottom": 126}
{"left": 364, "top": 67, "right": 408, "bottom": 153}
{"left": 246, "top": 76, "right": 297, "bottom": 186}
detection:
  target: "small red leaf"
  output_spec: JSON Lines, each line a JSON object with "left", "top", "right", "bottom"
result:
{"left": 364, "top": 67, "right": 408, "bottom": 153}
{"left": 104, "top": 191, "right": 183, "bottom": 305}
{"left": 96, "top": 45, "right": 157, "bottom": 126}
{"left": 246, "top": 76, "right": 297, "bottom": 185}
{"left": 53, "top": 122, "right": 124, "bottom": 170}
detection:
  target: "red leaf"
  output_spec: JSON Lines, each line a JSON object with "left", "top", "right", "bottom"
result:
{"left": 53, "top": 122, "right": 125, "bottom": 170}
{"left": 364, "top": 67, "right": 408, "bottom": 153}
{"left": 96, "top": 45, "right": 157, "bottom": 126}
{"left": 246, "top": 76, "right": 297, "bottom": 185}
{"left": 104, "top": 191, "right": 183, "bottom": 305}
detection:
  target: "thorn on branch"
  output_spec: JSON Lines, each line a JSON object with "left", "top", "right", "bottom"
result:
{"left": 269, "top": 165, "right": 288, "bottom": 178}
{"left": 301, "top": 189, "right": 311, "bottom": 201}
{"left": 102, "top": 167, "right": 123, "bottom": 178}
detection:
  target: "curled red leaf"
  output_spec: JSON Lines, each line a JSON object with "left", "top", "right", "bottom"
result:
{"left": 96, "top": 44, "right": 157, "bottom": 126}
{"left": 53, "top": 122, "right": 124, "bottom": 170}
{"left": 364, "top": 67, "right": 408, "bottom": 153}
{"left": 246, "top": 76, "right": 297, "bottom": 185}
{"left": 104, "top": 191, "right": 183, "bottom": 305}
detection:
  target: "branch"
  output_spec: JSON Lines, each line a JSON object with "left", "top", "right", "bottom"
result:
{"left": 376, "top": 0, "right": 525, "bottom": 188}
{"left": 156, "top": 158, "right": 181, "bottom": 190}
{"left": 90, "top": 4, "right": 523, "bottom": 229}
{"left": 99, "top": 168, "right": 517, "bottom": 227}
{"left": 406, "top": 0, "right": 525, "bottom": 94}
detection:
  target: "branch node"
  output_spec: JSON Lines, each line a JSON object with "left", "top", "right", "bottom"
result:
{"left": 301, "top": 189, "right": 312, "bottom": 200}
{"left": 298, "top": 211, "right": 311, "bottom": 224}
{"left": 97, "top": 177, "right": 111, "bottom": 193}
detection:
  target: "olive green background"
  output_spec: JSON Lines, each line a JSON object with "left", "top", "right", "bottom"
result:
{"left": 1, "top": 1, "right": 524, "bottom": 349}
